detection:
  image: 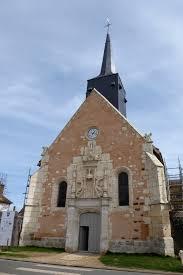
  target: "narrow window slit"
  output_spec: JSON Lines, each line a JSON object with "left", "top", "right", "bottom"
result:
{"left": 57, "top": 181, "right": 67, "bottom": 207}
{"left": 118, "top": 172, "right": 129, "bottom": 206}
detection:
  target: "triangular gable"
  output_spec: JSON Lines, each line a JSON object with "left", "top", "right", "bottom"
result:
{"left": 49, "top": 89, "right": 145, "bottom": 150}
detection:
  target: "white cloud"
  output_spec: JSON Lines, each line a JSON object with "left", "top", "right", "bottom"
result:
{"left": 0, "top": 0, "right": 183, "bottom": 209}
{"left": 0, "top": 80, "right": 83, "bottom": 130}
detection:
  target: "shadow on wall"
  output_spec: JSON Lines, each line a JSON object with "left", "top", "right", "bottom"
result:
{"left": 170, "top": 213, "right": 183, "bottom": 255}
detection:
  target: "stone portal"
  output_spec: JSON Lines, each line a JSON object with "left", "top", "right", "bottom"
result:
{"left": 65, "top": 141, "right": 111, "bottom": 254}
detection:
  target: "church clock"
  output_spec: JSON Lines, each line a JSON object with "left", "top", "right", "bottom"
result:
{"left": 87, "top": 127, "right": 99, "bottom": 140}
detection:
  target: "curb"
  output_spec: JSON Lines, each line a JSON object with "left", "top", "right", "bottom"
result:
{"left": 0, "top": 257, "right": 182, "bottom": 275}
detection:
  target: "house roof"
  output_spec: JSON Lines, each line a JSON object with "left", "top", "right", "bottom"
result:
{"left": 0, "top": 194, "right": 12, "bottom": 205}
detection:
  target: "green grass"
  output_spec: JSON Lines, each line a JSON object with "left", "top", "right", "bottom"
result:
{"left": 2, "top": 246, "right": 64, "bottom": 253}
{"left": 0, "top": 252, "right": 28, "bottom": 258}
{"left": 100, "top": 252, "right": 183, "bottom": 273}
{"left": 0, "top": 246, "right": 64, "bottom": 259}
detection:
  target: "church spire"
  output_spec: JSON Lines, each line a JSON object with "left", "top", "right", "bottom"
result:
{"left": 86, "top": 22, "right": 127, "bottom": 117}
{"left": 99, "top": 20, "right": 116, "bottom": 76}
{"left": 99, "top": 32, "right": 116, "bottom": 76}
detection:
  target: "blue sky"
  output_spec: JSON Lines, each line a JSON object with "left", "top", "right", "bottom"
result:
{"left": 1, "top": 1, "right": 183, "bottom": 210}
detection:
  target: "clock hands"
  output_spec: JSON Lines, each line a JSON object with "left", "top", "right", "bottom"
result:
{"left": 87, "top": 128, "right": 99, "bottom": 140}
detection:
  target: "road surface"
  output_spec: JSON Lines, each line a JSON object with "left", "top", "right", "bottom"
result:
{"left": 0, "top": 259, "right": 156, "bottom": 275}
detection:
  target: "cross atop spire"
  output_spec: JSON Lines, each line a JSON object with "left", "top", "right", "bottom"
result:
{"left": 105, "top": 18, "right": 111, "bottom": 34}
{"left": 99, "top": 22, "right": 116, "bottom": 76}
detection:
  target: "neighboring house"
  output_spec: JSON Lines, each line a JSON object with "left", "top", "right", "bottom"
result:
{"left": 0, "top": 210, "right": 15, "bottom": 246}
{"left": 0, "top": 181, "right": 13, "bottom": 246}
{"left": 20, "top": 31, "right": 174, "bottom": 256}
{"left": 0, "top": 182, "right": 12, "bottom": 219}
{"left": 0, "top": 182, "right": 23, "bottom": 246}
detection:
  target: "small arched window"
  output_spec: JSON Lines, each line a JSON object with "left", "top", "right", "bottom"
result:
{"left": 57, "top": 181, "right": 67, "bottom": 207}
{"left": 118, "top": 172, "right": 129, "bottom": 206}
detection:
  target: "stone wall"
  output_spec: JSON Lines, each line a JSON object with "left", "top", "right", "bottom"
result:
{"left": 145, "top": 152, "right": 174, "bottom": 256}
{"left": 20, "top": 90, "right": 174, "bottom": 255}
{"left": 35, "top": 91, "right": 147, "bottom": 244}
{"left": 20, "top": 150, "right": 48, "bottom": 246}
{"left": 109, "top": 238, "right": 174, "bottom": 255}
{"left": 21, "top": 237, "right": 65, "bottom": 248}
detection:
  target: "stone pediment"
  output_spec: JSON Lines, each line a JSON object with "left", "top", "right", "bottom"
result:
{"left": 67, "top": 141, "right": 113, "bottom": 199}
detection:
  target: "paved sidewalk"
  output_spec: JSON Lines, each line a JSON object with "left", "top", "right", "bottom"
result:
{"left": 28, "top": 252, "right": 105, "bottom": 269}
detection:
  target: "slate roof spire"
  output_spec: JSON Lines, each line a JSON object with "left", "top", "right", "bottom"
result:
{"left": 99, "top": 30, "right": 116, "bottom": 76}
{"left": 86, "top": 21, "right": 127, "bottom": 117}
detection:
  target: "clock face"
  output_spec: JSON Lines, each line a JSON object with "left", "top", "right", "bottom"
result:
{"left": 87, "top": 127, "right": 99, "bottom": 140}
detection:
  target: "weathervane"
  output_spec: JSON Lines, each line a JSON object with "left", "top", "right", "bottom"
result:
{"left": 105, "top": 18, "right": 111, "bottom": 33}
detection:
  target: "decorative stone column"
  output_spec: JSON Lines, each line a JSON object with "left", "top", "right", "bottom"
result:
{"left": 65, "top": 199, "right": 79, "bottom": 253}
{"left": 100, "top": 197, "right": 110, "bottom": 254}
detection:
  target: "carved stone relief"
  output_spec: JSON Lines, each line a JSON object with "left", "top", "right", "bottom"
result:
{"left": 67, "top": 141, "right": 113, "bottom": 199}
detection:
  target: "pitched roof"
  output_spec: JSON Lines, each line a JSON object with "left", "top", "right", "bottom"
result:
{"left": 146, "top": 152, "right": 164, "bottom": 167}
{"left": 0, "top": 194, "right": 12, "bottom": 205}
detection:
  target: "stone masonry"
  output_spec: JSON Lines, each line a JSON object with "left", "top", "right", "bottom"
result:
{"left": 20, "top": 89, "right": 174, "bottom": 256}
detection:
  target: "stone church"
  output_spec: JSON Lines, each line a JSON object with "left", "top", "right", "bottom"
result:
{"left": 20, "top": 31, "right": 174, "bottom": 256}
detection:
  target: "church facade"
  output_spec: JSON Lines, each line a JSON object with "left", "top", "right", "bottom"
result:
{"left": 20, "top": 32, "right": 174, "bottom": 256}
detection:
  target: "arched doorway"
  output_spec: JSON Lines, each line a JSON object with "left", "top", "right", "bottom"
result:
{"left": 78, "top": 212, "right": 100, "bottom": 253}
